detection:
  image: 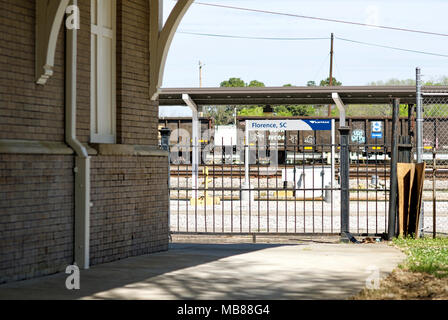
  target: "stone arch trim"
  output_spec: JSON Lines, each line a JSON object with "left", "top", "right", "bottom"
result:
{"left": 35, "top": 0, "right": 70, "bottom": 85}
{"left": 150, "top": 0, "right": 194, "bottom": 100}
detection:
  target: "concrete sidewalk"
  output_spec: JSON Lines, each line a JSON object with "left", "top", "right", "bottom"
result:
{"left": 0, "top": 242, "right": 405, "bottom": 300}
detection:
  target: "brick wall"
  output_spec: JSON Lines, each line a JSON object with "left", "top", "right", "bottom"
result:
{"left": 90, "top": 155, "right": 169, "bottom": 265}
{"left": 76, "top": 0, "right": 91, "bottom": 144}
{"left": 0, "top": 0, "right": 73, "bottom": 284}
{"left": 116, "top": 0, "right": 158, "bottom": 146}
{"left": 0, "top": 154, "right": 74, "bottom": 283}
{"left": 87, "top": 0, "right": 169, "bottom": 266}
{"left": 0, "top": 0, "right": 159, "bottom": 145}
{"left": 0, "top": 0, "right": 169, "bottom": 284}
{"left": 0, "top": 0, "right": 65, "bottom": 142}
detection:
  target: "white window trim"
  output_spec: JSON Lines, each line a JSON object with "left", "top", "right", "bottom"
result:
{"left": 90, "top": 0, "right": 117, "bottom": 144}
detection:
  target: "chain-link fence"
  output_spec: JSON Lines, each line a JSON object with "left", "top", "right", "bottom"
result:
{"left": 421, "top": 85, "right": 448, "bottom": 236}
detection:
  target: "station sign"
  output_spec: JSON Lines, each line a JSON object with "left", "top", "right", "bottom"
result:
{"left": 371, "top": 121, "right": 383, "bottom": 139}
{"left": 246, "top": 119, "right": 332, "bottom": 131}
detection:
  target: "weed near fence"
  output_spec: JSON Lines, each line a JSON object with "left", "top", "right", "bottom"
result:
{"left": 393, "top": 237, "right": 448, "bottom": 278}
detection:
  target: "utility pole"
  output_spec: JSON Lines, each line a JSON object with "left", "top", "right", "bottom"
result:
{"left": 329, "top": 33, "right": 334, "bottom": 86}
{"left": 328, "top": 33, "right": 334, "bottom": 116}
{"left": 199, "top": 61, "right": 204, "bottom": 87}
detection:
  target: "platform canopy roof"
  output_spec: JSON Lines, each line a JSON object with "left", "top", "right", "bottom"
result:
{"left": 159, "top": 86, "right": 448, "bottom": 106}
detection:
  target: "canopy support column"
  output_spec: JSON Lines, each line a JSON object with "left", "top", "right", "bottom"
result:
{"left": 332, "top": 92, "right": 347, "bottom": 127}
{"left": 332, "top": 93, "right": 353, "bottom": 242}
{"left": 183, "top": 94, "right": 200, "bottom": 200}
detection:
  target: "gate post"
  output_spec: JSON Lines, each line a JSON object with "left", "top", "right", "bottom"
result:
{"left": 339, "top": 126, "right": 350, "bottom": 242}
{"left": 416, "top": 68, "right": 423, "bottom": 163}
{"left": 160, "top": 127, "right": 172, "bottom": 240}
{"left": 416, "top": 67, "right": 425, "bottom": 236}
{"left": 160, "top": 127, "right": 172, "bottom": 152}
{"left": 388, "top": 99, "right": 400, "bottom": 240}
{"left": 398, "top": 136, "right": 412, "bottom": 163}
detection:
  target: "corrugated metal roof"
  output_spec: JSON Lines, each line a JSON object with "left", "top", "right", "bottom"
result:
{"left": 158, "top": 86, "right": 448, "bottom": 105}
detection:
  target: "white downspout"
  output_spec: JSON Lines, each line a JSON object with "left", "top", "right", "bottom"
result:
{"left": 66, "top": 1, "right": 90, "bottom": 269}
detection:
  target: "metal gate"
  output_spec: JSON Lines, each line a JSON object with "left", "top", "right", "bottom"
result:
{"left": 167, "top": 118, "right": 394, "bottom": 236}
{"left": 347, "top": 140, "right": 390, "bottom": 236}
{"left": 420, "top": 85, "right": 448, "bottom": 236}
{"left": 169, "top": 142, "right": 339, "bottom": 235}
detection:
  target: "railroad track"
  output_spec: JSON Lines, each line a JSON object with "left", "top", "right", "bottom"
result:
{"left": 170, "top": 164, "right": 448, "bottom": 179}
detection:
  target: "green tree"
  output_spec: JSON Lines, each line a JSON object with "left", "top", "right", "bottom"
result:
{"left": 204, "top": 77, "right": 246, "bottom": 125}
{"left": 368, "top": 76, "right": 448, "bottom": 86}
{"left": 274, "top": 105, "right": 314, "bottom": 116}
{"left": 238, "top": 106, "right": 264, "bottom": 116}
{"left": 320, "top": 77, "right": 342, "bottom": 86}
{"left": 399, "top": 104, "right": 409, "bottom": 117}
{"left": 207, "top": 77, "right": 349, "bottom": 123}
{"left": 247, "top": 80, "right": 265, "bottom": 87}
{"left": 220, "top": 77, "right": 246, "bottom": 87}
{"left": 272, "top": 83, "right": 315, "bottom": 117}
{"left": 237, "top": 80, "right": 266, "bottom": 116}
{"left": 203, "top": 105, "right": 236, "bottom": 125}
{"left": 273, "top": 105, "right": 292, "bottom": 116}
{"left": 302, "top": 77, "right": 342, "bottom": 115}
{"left": 424, "top": 76, "right": 448, "bottom": 86}
{"left": 368, "top": 78, "right": 415, "bottom": 86}
{"left": 205, "top": 77, "right": 267, "bottom": 124}
{"left": 358, "top": 76, "right": 448, "bottom": 117}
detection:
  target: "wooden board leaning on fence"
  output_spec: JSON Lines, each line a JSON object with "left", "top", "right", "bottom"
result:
{"left": 397, "top": 162, "right": 426, "bottom": 237}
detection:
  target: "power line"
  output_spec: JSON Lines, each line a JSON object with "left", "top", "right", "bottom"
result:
{"left": 177, "top": 30, "right": 448, "bottom": 58}
{"left": 336, "top": 36, "right": 448, "bottom": 58}
{"left": 312, "top": 52, "right": 331, "bottom": 84}
{"left": 194, "top": 1, "right": 448, "bottom": 38}
{"left": 333, "top": 52, "right": 343, "bottom": 83}
{"left": 178, "top": 31, "right": 329, "bottom": 41}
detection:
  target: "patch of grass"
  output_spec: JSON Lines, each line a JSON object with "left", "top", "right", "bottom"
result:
{"left": 392, "top": 237, "right": 448, "bottom": 278}
{"left": 353, "top": 237, "right": 448, "bottom": 299}
{"left": 353, "top": 268, "right": 448, "bottom": 300}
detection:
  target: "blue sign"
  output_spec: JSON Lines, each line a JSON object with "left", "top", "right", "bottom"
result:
{"left": 303, "top": 120, "right": 332, "bottom": 131}
{"left": 247, "top": 119, "right": 331, "bottom": 131}
{"left": 371, "top": 121, "right": 383, "bottom": 139}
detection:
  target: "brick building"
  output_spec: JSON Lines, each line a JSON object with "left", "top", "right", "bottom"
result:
{"left": 0, "top": 0, "right": 192, "bottom": 283}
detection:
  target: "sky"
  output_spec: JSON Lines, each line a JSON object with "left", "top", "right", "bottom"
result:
{"left": 160, "top": 0, "right": 448, "bottom": 116}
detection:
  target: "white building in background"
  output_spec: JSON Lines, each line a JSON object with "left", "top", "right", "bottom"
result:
{"left": 214, "top": 125, "right": 238, "bottom": 146}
